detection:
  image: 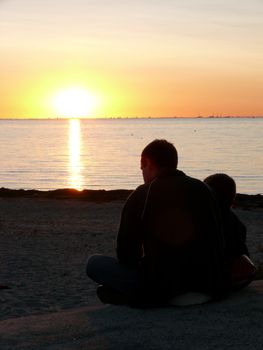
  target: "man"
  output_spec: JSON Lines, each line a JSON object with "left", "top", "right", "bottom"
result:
{"left": 87, "top": 139, "right": 229, "bottom": 306}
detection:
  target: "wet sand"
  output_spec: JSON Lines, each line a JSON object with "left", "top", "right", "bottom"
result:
{"left": 0, "top": 190, "right": 262, "bottom": 321}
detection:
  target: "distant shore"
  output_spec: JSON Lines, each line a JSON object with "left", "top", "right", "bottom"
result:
{"left": 0, "top": 187, "right": 262, "bottom": 209}
{"left": 1, "top": 116, "right": 263, "bottom": 120}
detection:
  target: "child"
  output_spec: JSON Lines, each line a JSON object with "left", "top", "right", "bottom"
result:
{"left": 204, "top": 173, "right": 256, "bottom": 290}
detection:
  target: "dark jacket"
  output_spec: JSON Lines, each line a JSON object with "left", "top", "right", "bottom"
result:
{"left": 220, "top": 207, "right": 249, "bottom": 264}
{"left": 205, "top": 185, "right": 249, "bottom": 266}
{"left": 117, "top": 170, "right": 229, "bottom": 301}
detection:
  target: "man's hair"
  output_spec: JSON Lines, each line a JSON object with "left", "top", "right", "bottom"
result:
{"left": 141, "top": 139, "right": 178, "bottom": 169}
{"left": 204, "top": 173, "right": 236, "bottom": 208}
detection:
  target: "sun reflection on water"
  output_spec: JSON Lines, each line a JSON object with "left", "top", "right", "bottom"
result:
{"left": 68, "top": 119, "right": 83, "bottom": 190}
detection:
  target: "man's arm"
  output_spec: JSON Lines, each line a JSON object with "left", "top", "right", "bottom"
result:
{"left": 116, "top": 185, "right": 147, "bottom": 267}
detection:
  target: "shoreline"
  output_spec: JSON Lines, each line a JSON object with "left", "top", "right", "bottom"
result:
{"left": 0, "top": 187, "right": 262, "bottom": 208}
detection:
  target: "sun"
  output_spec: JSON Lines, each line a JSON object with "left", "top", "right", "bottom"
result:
{"left": 52, "top": 87, "right": 97, "bottom": 118}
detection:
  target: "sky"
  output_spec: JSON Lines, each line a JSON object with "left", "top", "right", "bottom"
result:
{"left": 0, "top": 0, "right": 263, "bottom": 118}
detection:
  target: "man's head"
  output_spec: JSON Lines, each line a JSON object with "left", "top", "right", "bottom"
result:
{"left": 141, "top": 139, "right": 178, "bottom": 183}
{"left": 204, "top": 173, "right": 236, "bottom": 208}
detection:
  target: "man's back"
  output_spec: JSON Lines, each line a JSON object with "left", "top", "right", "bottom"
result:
{"left": 139, "top": 170, "right": 229, "bottom": 300}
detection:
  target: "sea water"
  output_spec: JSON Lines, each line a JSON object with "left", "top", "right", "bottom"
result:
{"left": 0, "top": 118, "right": 262, "bottom": 194}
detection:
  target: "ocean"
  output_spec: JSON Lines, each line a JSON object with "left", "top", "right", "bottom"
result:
{"left": 0, "top": 118, "right": 262, "bottom": 194}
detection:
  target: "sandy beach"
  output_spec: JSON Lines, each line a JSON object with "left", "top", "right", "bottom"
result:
{"left": 0, "top": 191, "right": 262, "bottom": 321}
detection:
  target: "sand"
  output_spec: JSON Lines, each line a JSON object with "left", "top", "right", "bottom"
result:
{"left": 0, "top": 194, "right": 262, "bottom": 321}
{"left": 1, "top": 281, "right": 263, "bottom": 350}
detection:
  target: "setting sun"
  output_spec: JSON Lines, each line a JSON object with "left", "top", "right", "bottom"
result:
{"left": 52, "top": 87, "right": 98, "bottom": 118}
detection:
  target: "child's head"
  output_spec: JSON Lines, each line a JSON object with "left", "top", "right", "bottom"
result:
{"left": 204, "top": 173, "right": 236, "bottom": 208}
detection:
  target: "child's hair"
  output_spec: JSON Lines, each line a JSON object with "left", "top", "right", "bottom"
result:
{"left": 204, "top": 173, "right": 236, "bottom": 208}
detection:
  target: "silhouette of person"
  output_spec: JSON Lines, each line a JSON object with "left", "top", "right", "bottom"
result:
{"left": 87, "top": 140, "right": 229, "bottom": 306}
{"left": 204, "top": 173, "right": 256, "bottom": 290}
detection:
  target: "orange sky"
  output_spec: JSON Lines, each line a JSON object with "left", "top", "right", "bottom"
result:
{"left": 0, "top": 0, "right": 263, "bottom": 118}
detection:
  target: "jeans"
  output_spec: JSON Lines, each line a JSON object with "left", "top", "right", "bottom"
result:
{"left": 86, "top": 255, "right": 140, "bottom": 298}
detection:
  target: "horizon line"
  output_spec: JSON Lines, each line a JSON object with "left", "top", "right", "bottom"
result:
{"left": 0, "top": 115, "right": 263, "bottom": 121}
